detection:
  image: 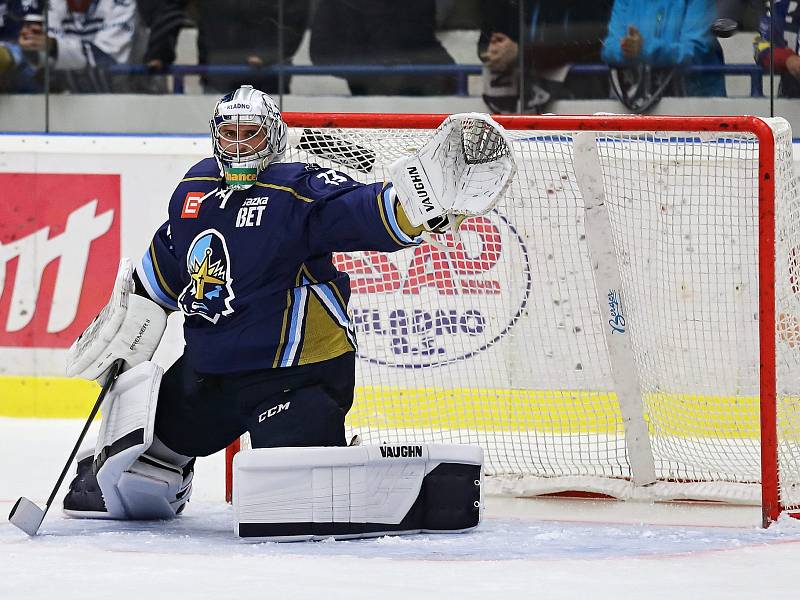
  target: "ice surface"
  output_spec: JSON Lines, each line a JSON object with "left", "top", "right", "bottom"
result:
{"left": 3, "top": 418, "right": 800, "bottom": 600}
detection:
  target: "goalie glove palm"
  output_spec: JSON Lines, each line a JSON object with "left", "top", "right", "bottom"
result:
{"left": 389, "top": 113, "right": 516, "bottom": 228}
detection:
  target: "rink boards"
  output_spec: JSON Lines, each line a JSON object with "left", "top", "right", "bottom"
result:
{"left": 2, "top": 133, "right": 800, "bottom": 449}
{"left": 0, "top": 374, "right": 772, "bottom": 440}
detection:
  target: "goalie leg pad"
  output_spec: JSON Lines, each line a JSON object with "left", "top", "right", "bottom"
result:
{"left": 86, "top": 361, "right": 193, "bottom": 520}
{"left": 233, "top": 444, "right": 483, "bottom": 541}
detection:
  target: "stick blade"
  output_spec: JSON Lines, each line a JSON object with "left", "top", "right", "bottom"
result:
{"left": 9, "top": 497, "right": 45, "bottom": 536}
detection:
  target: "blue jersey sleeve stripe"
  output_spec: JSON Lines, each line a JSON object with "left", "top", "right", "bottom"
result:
{"left": 327, "top": 279, "right": 349, "bottom": 310}
{"left": 138, "top": 251, "right": 179, "bottom": 310}
{"left": 311, "top": 283, "right": 356, "bottom": 348}
{"left": 148, "top": 243, "right": 179, "bottom": 299}
{"left": 311, "top": 283, "right": 348, "bottom": 326}
{"left": 375, "top": 187, "right": 404, "bottom": 247}
{"left": 272, "top": 290, "right": 293, "bottom": 368}
{"left": 135, "top": 260, "right": 178, "bottom": 310}
{"left": 381, "top": 185, "right": 423, "bottom": 246}
{"left": 280, "top": 286, "right": 309, "bottom": 367}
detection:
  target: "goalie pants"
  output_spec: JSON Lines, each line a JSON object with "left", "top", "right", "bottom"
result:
{"left": 154, "top": 351, "right": 355, "bottom": 457}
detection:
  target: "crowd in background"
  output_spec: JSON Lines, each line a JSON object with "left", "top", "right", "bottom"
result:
{"left": 0, "top": 0, "right": 797, "bottom": 111}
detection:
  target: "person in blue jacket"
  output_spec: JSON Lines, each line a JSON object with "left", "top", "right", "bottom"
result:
{"left": 602, "top": 0, "right": 726, "bottom": 97}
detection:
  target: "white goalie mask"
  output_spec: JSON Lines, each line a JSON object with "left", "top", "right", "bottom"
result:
{"left": 210, "top": 85, "right": 288, "bottom": 191}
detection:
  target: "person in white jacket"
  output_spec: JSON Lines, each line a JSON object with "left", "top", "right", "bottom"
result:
{"left": 17, "top": 0, "right": 141, "bottom": 92}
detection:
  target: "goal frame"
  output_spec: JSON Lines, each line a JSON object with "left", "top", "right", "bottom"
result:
{"left": 223, "top": 113, "right": 780, "bottom": 527}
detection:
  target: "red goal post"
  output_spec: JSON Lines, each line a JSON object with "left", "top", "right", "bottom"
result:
{"left": 224, "top": 113, "right": 799, "bottom": 527}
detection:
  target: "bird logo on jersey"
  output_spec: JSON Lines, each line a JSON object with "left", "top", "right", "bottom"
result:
{"left": 178, "top": 229, "right": 235, "bottom": 323}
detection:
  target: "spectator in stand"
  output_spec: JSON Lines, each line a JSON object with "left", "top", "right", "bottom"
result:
{"left": 1, "top": 0, "right": 24, "bottom": 91}
{"left": 478, "top": 0, "right": 612, "bottom": 114}
{"left": 754, "top": 0, "right": 800, "bottom": 97}
{"left": 0, "top": 0, "right": 17, "bottom": 37}
{"left": 602, "top": 0, "right": 726, "bottom": 103}
{"left": 715, "top": 0, "right": 747, "bottom": 34}
{"left": 130, "top": 0, "right": 188, "bottom": 93}
{"left": 309, "top": 0, "right": 456, "bottom": 96}
{"left": 13, "top": 0, "right": 143, "bottom": 93}
{"left": 196, "top": 0, "right": 309, "bottom": 95}
{"left": 137, "top": 0, "right": 186, "bottom": 74}
{"left": 0, "top": 0, "right": 44, "bottom": 92}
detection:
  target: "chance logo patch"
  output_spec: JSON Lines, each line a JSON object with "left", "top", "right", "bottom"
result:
{"left": 178, "top": 229, "right": 235, "bottom": 323}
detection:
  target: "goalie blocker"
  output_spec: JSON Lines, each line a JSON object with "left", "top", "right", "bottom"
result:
{"left": 233, "top": 444, "right": 483, "bottom": 541}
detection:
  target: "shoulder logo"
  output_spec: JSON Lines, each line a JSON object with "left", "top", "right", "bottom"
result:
{"left": 181, "top": 192, "right": 205, "bottom": 219}
{"left": 178, "top": 229, "right": 235, "bottom": 323}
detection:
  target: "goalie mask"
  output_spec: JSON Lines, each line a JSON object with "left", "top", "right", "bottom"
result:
{"left": 210, "top": 85, "right": 288, "bottom": 191}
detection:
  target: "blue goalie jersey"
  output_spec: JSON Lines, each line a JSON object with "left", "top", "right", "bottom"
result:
{"left": 136, "top": 158, "right": 423, "bottom": 374}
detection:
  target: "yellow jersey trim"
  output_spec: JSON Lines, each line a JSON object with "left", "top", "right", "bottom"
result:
{"left": 255, "top": 182, "right": 315, "bottom": 203}
{"left": 375, "top": 189, "right": 405, "bottom": 246}
{"left": 180, "top": 176, "right": 222, "bottom": 183}
{"left": 150, "top": 243, "right": 178, "bottom": 300}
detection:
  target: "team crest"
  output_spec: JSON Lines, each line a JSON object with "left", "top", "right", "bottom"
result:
{"left": 178, "top": 229, "right": 235, "bottom": 323}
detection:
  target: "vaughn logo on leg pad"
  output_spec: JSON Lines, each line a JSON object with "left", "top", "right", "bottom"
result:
{"left": 379, "top": 445, "right": 423, "bottom": 458}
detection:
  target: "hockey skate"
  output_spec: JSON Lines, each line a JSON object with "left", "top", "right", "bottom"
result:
{"left": 63, "top": 450, "right": 195, "bottom": 519}
{"left": 63, "top": 453, "right": 110, "bottom": 519}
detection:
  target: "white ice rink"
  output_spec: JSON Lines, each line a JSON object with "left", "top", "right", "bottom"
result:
{"left": 3, "top": 417, "right": 800, "bottom": 600}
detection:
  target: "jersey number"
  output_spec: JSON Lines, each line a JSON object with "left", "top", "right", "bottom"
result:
{"left": 316, "top": 170, "right": 348, "bottom": 186}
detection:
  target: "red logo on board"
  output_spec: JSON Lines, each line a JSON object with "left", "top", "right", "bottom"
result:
{"left": 181, "top": 192, "right": 205, "bottom": 218}
{"left": 0, "top": 173, "right": 121, "bottom": 349}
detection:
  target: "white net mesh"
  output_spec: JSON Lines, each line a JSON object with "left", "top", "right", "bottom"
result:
{"left": 235, "top": 116, "right": 800, "bottom": 511}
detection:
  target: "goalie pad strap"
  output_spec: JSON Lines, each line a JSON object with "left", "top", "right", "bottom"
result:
{"left": 233, "top": 444, "right": 483, "bottom": 540}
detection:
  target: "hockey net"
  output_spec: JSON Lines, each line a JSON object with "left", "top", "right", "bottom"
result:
{"left": 225, "top": 114, "right": 800, "bottom": 526}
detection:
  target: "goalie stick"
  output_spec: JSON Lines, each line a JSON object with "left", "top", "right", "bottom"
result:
{"left": 8, "top": 359, "right": 124, "bottom": 536}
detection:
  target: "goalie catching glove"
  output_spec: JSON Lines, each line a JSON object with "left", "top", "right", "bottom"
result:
{"left": 66, "top": 258, "right": 168, "bottom": 381}
{"left": 389, "top": 113, "right": 516, "bottom": 231}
